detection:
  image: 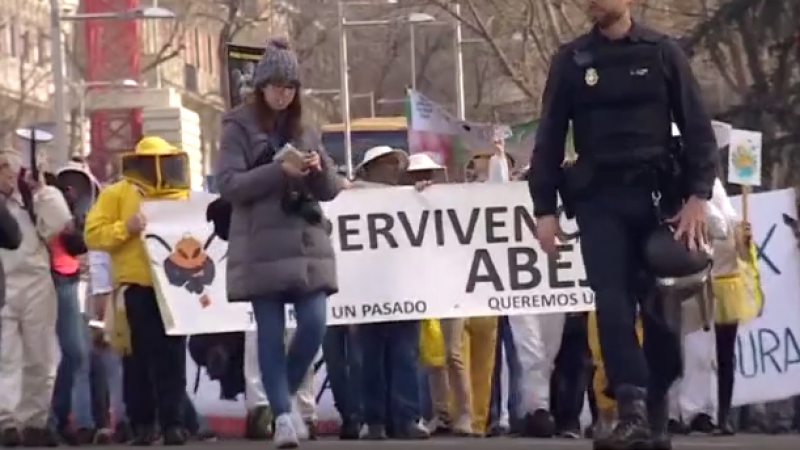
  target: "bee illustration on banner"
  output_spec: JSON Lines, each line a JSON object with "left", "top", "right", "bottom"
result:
{"left": 146, "top": 232, "right": 223, "bottom": 308}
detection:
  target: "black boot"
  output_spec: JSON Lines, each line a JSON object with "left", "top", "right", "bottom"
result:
{"left": 647, "top": 395, "right": 672, "bottom": 450}
{"left": 689, "top": 413, "right": 715, "bottom": 434}
{"left": 594, "top": 386, "right": 651, "bottom": 450}
{"left": 714, "top": 407, "right": 735, "bottom": 436}
{"left": 521, "top": 409, "right": 556, "bottom": 438}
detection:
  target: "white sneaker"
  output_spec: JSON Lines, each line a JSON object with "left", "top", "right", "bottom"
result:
{"left": 425, "top": 417, "right": 443, "bottom": 433}
{"left": 291, "top": 412, "right": 310, "bottom": 440}
{"left": 453, "top": 414, "right": 473, "bottom": 435}
{"left": 290, "top": 398, "right": 310, "bottom": 440}
{"left": 273, "top": 413, "right": 299, "bottom": 448}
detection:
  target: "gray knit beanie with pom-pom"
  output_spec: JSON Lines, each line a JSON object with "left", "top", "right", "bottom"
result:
{"left": 254, "top": 37, "right": 300, "bottom": 87}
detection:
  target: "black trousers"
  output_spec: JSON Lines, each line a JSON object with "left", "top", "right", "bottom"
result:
{"left": 574, "top": 185, "right": 682, "bottom": 398}
{"left": 550, "top": 314, "right": 592, "bottom": 432}
{"left": 122, "top": 285, "right": 187, "bottom": 430}
{"left": 715, "top": 323, "right": 738, "bottom": 423}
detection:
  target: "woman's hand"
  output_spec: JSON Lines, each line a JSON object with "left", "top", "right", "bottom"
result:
{"left": 303, "top": 152, "right": 322, "bottom": 172}
{"left": 738, "top": 221, "right": 753, "bottom": 245}
{"left": 735, "top": 221, "right": 753, "bottom": 259}
{"left": 281, "top": 159, "right": 308, "bottom": 177}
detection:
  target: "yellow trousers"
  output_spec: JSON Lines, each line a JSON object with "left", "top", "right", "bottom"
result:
{"left": 444, "top": 317, "right": 497, "bottom": 433}
{"left": 587, "top": 313, "right": 643, "bottom": 412}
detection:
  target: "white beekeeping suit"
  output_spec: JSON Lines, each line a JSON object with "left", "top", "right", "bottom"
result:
{"left": 670, "top": 179, "right": 736, "bottom": 425}
{"left": 668, "top": 120, "right": 736, "bottom": 428}
{"left": 498, "top": 150, "right": 566, "bottom": 432}
{"left": 0, "top": 150, "right": 72, "bottom": 435}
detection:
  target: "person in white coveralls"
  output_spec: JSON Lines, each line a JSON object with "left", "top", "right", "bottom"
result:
{"left": 668, "top": 178, "right": 734, "bottom": 431}
{"left": 509, "top": 158, "right": 568, "bottom": 438}
{"left": 670, "top": 183, "right": 756, "bottom": 436}
{"left": 0, "top": 149, "right": 73, "bottom": 447}
{"left": 667, "top": 122, "right": 757, "bottom": 437}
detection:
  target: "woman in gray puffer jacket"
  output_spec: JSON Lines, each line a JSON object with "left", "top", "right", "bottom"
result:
{"left": 215, "top": 37, "right": 344, "bottom": 448}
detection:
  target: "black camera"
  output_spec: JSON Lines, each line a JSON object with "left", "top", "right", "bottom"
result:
{"left": 281, "top": 189, "right": 332, "bottom": 234}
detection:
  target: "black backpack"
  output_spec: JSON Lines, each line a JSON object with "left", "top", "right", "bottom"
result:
{"left": 207, "top": 148, "right": 275, "bottom": 241}
{"left": 187, "top": 332, "right": 245, "bottom": 400}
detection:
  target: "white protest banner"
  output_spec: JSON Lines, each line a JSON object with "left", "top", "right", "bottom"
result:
{"left": 186, "top": 189, "right": 800, "bottom": 430}
{"left": 727, "top": 128, "right": 762, "bottom": 187}
{"left": 143, "top": 184, "right": 591, "bottom": 335}
{"left": 142, "top": 193, "right": 250, "bottom": 334}
{"left": 729, "top": 188, "right": 800, "bottom": 405}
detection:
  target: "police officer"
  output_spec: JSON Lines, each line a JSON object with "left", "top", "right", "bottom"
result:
{"left": 529, "top": 0, "right": 718, "bottom": 449}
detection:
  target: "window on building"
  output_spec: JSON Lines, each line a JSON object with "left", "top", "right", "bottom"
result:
{"left": 184, "top": 28, "right": 194, "bottom": 65}
{"left": 8, "top": 23, "right": 18, "bottom": 57}
{"left": 206, "top": 33, "right": 215, "bottom": 74}
{"left": 21, "top": 28, "right": 31, "bottom": 63}
{"left": 0, "top": 23, "right": 8, "bottom": 57}
{"left": 193, "top": 28, "right": 201, "bottom": 69}
{"left": 37, "top": 29, "right": 49, "bottom": 65}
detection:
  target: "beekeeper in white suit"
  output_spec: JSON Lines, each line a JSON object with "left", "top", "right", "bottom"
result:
{"left": 668, "top": 121, "right": 746, "bottom": 434}
{"left": 0, "top": 149, "right": 72, "bottom": 447}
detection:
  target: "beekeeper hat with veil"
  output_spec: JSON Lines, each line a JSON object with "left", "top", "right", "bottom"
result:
{"left": 642, "top": 121, "right": 732, "bottom": 331}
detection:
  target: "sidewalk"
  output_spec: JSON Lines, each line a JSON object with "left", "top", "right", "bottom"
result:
{"left": 108, "top": 435, "right": 800, "bottom": 449}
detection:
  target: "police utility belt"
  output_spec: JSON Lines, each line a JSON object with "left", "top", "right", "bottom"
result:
{"left": 559, "top": 147, "right": 683, "bottom": 215}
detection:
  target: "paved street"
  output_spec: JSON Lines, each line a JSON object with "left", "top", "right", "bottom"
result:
{"left": 96, "top": 435, "right": 800, "bottom": 448}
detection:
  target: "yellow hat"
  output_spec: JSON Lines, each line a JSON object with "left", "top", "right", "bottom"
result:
{"left": 134, "top": 136, "right": 180, "bottom": 156}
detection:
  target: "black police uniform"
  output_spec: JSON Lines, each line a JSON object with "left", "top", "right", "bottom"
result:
{"left": 529, "top": 23, "right": 718, "bottom": 450}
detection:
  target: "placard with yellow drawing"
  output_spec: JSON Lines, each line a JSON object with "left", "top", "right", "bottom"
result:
{"left": 727, "top": 129, "right": 762, "bottom": 186}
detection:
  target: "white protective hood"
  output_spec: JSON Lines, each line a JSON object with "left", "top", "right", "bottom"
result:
{"left": 55, "top": 161, "right": 101, "bottom": 200}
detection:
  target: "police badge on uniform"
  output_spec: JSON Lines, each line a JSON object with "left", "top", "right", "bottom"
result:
{"left": 585, "top": 68, "right": 598, "bottom": 86}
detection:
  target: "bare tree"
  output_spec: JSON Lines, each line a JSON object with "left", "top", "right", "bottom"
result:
{"left": 0, "top": 13, "right": 59, "bottom": 145}
{"left": 681, "top": 0, "right": 800, "bottom": 189}
{"left": 0, "top": 62, "right": 52, "bottom": 146}
{"left": 428, "top": 0, "right": 587, "bottom": 104}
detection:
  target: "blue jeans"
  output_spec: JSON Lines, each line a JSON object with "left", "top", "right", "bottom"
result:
{"left": 418, "top": 367, "right": 432, "bottom": 421}
{"left": 359, "top": 320, "right": 422, "bottom": 427}
{"left": 51, "top": 275, "right": 94, "bottom": 430}
{"left": 489, "top": 316, "right": 522, "bottom": 426}
{"left": 322, "top": 326, "right": 362, "bottom": 422}
{"left": 250, "top": 291, "right": 328, "bottom": 417}
{"left": 94, "top": 346, "right": 127, "bottom": 425}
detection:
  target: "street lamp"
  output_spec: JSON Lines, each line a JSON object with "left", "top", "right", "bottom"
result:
{"left": 343, "top": 13, "right": 437, "bottom": 92}
{"left": 48, "top": 2, "right": 175, "bottom": 167}
{"left": 456, "top": 31, "right": 525, "bottom": 118}
{"left": 338, "top": 0, "right": 439, "bottom": 177}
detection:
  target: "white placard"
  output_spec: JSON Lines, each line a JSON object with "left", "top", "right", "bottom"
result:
{"left": 727, "top": 128, "right": 762, "bottom": 186}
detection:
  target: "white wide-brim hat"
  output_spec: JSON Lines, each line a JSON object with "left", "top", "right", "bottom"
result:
{"left": 407, "top": 153, "right": 444, "bottom": 172}
{"left": 355, "top": 145, "right": 408, "bottom": 173}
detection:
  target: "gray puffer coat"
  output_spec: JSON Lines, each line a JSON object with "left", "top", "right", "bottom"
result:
{"left": 215, "top": 105, "right": 343, "bottom": 302}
